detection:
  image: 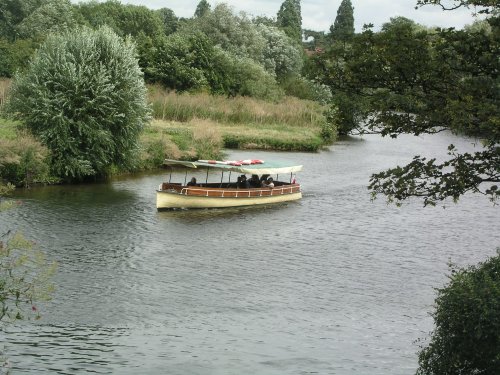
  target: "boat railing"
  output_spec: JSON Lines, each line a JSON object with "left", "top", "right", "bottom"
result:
{"left": 176, "top": 185, "right": 300, "bottom": 198}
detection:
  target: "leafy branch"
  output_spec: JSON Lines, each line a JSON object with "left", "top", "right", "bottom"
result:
{"left": 416, "top": 0, "right": 497, "bottom": 14}
{"left": 369, "top": 144, "right": 500, "bottom": 206}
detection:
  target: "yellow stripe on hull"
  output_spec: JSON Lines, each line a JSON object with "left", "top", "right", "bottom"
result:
{"left": 156, "top": 190, "right": 302, "bottom": 209}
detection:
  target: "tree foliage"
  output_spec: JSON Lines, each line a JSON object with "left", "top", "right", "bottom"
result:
{"left": 16, "top": 0, "right": 78, "bottom": 40}
{"left": 148, "top": 31, "right": 216, "bottom": 92}
{"left": 194, "top": 0, "right": 211, "bottom": 18}
{"left": 0, "top": 1, "right": 308, "bottom": 103}
{"left": 0, "top": 0, "right": 44, "bottom": 41}
{"left": 6, "top": 26, "right": 150, "bottom": 180}
{"left": 76, "top": 0, "right": 164, "bottom": 39}
{"left": 0, "top": 38, "right": 38, "bottom": 78}
{"left": 211, "top": 48, "right": 285, "bottom": 99}
{"left": 156, "top": 7, "right": 179, "bottom": 36}
{"left": 257, "top": 23, "right": 303, "bottom": 80}
{"left": 304, "top": 29, "right": 326, "bottom": 50}
{"left": 276, "top": 0, "right": 302, "bottom": 43}
{"left": 330, "top": 0, "right": 355, "bottom": 42}
{"left": 148, "top": 29, "right": 283, "bottom": 100}
{"left": 416, "top": 0, "right": 497, "bottom": 14}
{"left": 416, "top": 253, "right": 500, "bottom": 375}
{"left": 190, "top": 4, "right": 266, "bottom": 63}
{"left": 313, "top": 4, "right": 499, "bottom": 205}
{"left": 190, "top": 4, "right": 302, "bottom": 78}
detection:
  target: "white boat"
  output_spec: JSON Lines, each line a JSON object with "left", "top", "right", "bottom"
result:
{"left": 156, "top": 159, "right": 302, "bottom": 210}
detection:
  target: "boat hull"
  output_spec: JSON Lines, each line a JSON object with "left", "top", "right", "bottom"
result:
{"left": 156, "top": 185, "right": 302, "bottom": 209}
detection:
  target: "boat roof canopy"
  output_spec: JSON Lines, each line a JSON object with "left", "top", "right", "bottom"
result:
{"left": 163, "top": 159, "right": 302, "bottom": 174}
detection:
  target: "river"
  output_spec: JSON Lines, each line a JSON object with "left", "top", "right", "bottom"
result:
{"left": 1, "top": 132, "right": 498, "bottom": 374}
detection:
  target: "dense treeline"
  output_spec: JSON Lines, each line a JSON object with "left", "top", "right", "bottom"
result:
{"left": 0, "top": 0, "right": 328, "bottom": 101}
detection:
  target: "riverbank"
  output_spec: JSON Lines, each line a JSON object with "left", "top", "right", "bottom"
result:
{"left": 1, "top": 83, "right": 334, "bottom": 187}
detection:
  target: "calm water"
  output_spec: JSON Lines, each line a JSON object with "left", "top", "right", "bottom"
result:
{"left": 1, "top": 133, "right": 498, "bottom": 374}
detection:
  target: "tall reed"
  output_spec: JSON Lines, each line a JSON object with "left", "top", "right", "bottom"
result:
{"left": 148, "top": 85, "right": 326, "bottom": 129}
{"left": 0, "top": 78, "right": 11, "bottom": 109}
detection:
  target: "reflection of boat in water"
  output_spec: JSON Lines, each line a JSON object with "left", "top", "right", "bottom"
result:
{"left": 156, "top": 159, "right": 302, "bottom": 210}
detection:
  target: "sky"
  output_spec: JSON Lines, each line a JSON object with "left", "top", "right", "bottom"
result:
{"left": 111, "top": 0, "right": 483, "bottom": 32}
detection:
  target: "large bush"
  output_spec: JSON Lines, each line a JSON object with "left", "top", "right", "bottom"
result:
{"left": 417, "top": 253, "right": 500, "bottom": 375}
{"left": 7, "top": 26, "right": 150, "bottom": 180}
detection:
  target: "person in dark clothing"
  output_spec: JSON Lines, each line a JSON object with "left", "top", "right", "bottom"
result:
{"left": 249, "top": 174, "right": 260, "bottom": 188}
{"left": 187, "top": 177, "right": 197, "bottom": 186}
{"left": 238, "top": 175, "right": 250, "bottom": 188}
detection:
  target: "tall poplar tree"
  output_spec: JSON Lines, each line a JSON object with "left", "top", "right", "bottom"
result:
{"left": 330, "top": 0, "right": 354, "bottom": 42}
{"left": 276, "top": 0, "right": 302, "bottom": 43}
{"left": 194, "top": 0, "right": 211, "bottom": 18}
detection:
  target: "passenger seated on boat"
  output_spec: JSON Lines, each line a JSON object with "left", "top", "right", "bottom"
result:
{"left": 262, "top": 177, "right": 274, "bottom": 188}
{"left": 187, "top": 177, "right": 197, "bottom": 186}
{"left": 249, "top": 174, "right": 260, "bottom": 188}
{"left": 260, "top": 174, "right": 270, "bottom": 184}
{"left": 238, "top": 175, "right": 250, "bottom": 189}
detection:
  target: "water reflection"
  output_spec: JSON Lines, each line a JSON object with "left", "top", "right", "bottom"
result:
{"left": 156, "top": 201, "right": 300, "bottom": 221}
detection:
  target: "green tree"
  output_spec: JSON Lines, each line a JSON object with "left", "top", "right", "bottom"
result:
{"left": 0, "top": 0, "right": 44, "bottom": 41}
{"left": 416, "top": 253, "right": 500, "bottom": 375}
{"left": 329, "top": 0, "right": 355, "bottom": 42}
{"left": 0, "top": 38, "right": 38, "bottom": 77}
{"left": 148, "top": 31, "right": 215, "bottom": 92}
{"left": 276, "top": 0, "right": 302, "bottom": 43}
{"left": 156, "top": 7, "right": 178, "bottom": 36}
{"left": 191, "top": 4, "right": 302, "bottom": 81}
{"left": 211, "top": 48, "right": 284, "bottom": 100}
{"left": 309, "top": 32, "right": 365, "bottom": 135}
{"left": 258, "top": 23, "right": 303, "bottom": 80}
{"left": 148, "top": 30, "right": 283, "bottom": 100}
{"left": 76, "top": 0, "right": 164, "bottom": 39}
{"left": 6, "top": 26, "right": 150, "bottom": 180}
{"left": 365, "top": 13, "right": 499, "bottom": 206}
{"left": 194, "top": 0, "right": 211, "bottom": 18}
{"left": 191, "top": 3, "right": 266, "bottom": 63}
{"left": 252, "top": 15, "right": 276, "bottom": 27}
{"left": 16, "top": 0, "right": 78, "bottom": 40}
{"left": 314, "top": 3, "right": 499, "bottom": 205}
{"left": 308, "top": 1, "right": 357, "bottom": 134}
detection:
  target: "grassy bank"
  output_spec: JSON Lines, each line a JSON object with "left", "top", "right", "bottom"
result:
{"left": 1, "top": 81, "right": 334, "bottom": 185}
{"left": 147, "top": 86, "right": 331, "bottom": 154}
